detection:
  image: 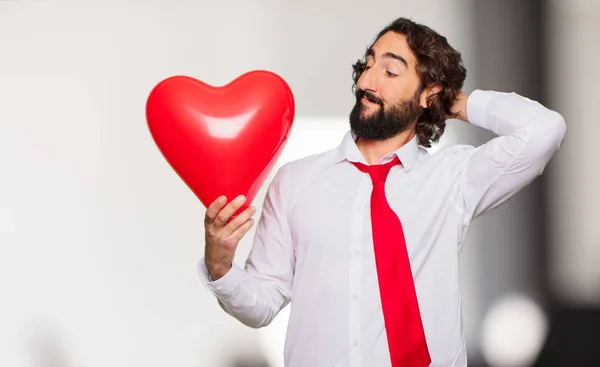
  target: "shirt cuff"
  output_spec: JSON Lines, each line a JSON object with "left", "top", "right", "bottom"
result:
{"left": 197, "top": 258, "right": 246, "bottom": 296}
{"left": 466, "top": 89, "right": 498, "bottom": 130}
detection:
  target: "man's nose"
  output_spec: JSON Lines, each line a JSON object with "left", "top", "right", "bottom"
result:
{"left": 357, "top": 66, "right": 377, "bottom": 93}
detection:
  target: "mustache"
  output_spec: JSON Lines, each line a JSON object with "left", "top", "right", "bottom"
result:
{"left": 356, "top": 89, "right": 384, "bottom": 106}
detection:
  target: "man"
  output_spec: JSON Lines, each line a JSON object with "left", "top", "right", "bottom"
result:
{"left": 198, "top": 17, "right": 567, "bottom": 367}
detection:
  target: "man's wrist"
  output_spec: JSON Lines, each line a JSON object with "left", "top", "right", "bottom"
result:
{"left": 454, "top": 91, "right": 470, "bottom": 122}
{"left": 207, "top": 263, "right": 233, "bottom": 281}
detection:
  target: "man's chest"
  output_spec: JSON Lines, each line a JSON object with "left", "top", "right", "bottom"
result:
{"left": 286, "top": 170, "right": 462, "bottom": 260}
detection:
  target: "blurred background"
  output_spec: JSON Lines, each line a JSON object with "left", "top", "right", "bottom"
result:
{"left": 0, "top": 0, "right": 598, "bottom": 366}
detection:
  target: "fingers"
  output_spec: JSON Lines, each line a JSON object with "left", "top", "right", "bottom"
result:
{"left": 208, "top": 195, "right": 247, "bottom": 228}
{"left": 203, "top": 195, "right": 254, "bottom": 280}
{"left": 226, "top": 217, "right": 255, "bottom": 244}
{"left": 215, "top": 195, "right": 247, "bottom": 226}
{"left": 222, "top": 205, "right": 256, "bottom": 237}
{"left": 205, "top": 196, "right": 227, "bottom": 225}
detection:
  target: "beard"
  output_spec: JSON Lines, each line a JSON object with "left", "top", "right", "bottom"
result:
{"left": 349, "top": 88, "right": 423, "bottom": 141}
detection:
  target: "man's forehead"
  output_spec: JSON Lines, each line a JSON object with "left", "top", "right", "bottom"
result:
{"left": 368, "top": 32, "right": 416, "bottom": 66}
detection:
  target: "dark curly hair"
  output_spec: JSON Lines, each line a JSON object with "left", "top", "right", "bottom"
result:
{"left": 352, "top": 17, "right": 467, "bottom": 147}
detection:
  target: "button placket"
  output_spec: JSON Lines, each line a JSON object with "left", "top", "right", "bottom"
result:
{"left": 348, "top": 174, "right": 367, "bottom": 367}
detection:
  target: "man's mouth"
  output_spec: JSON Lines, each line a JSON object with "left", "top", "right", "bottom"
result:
{"left": 362, "top": 96, "right": 379, "bottom": 106}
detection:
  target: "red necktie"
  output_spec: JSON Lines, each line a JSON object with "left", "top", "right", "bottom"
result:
{"left": 352, "top": 157, "right": 431, "bottom": 367}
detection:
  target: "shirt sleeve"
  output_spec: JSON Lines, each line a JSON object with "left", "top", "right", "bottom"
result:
{"left": 458, "top": 89, "right": 567, "bottom": 220}
{"left": 196, "top": 164, "right": 295, "bottom": 328}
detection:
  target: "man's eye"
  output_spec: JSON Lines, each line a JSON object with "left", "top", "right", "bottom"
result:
{"left": 386, "top": 71, "right": 398, "bottom": 77}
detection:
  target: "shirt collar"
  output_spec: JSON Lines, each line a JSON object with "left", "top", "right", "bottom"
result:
{"left": 331, "top": 130, "right": 420, "bottom": 171}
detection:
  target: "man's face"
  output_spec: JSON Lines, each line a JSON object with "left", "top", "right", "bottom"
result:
{"left": 349, "top": 31, "right": 425, "bottom": 140}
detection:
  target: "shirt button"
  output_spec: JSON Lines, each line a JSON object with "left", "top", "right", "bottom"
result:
{"left": 352, "top": 293, "right": 359, "bottom": 300}
{"left": 353, "top": 338, "right": 359, "bottom": 346}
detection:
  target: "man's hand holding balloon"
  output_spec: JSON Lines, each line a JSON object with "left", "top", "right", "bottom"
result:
{"left": 203, "top": 195, "right": 256, "bottom": 280}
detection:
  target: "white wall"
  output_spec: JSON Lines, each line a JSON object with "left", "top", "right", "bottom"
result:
{"left": 546, "top": 0, "right": 600, "bottom": 307}
{"left": 0, "top": 1, "right": 478, "bottom": 366}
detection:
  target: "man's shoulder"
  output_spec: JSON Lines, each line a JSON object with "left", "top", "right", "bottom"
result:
{"left": 268, "top": 147, "right": 341, "bottom": 200}
{"left": 415, "top": 143, "right": 478, "bottom": 171}
{"left": 277, "top": 146, "right": 339, "bottom": 176}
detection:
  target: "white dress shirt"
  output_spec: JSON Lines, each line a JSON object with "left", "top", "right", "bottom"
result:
{"left": 197, "top": 90, "right": 567, "bottom": 367}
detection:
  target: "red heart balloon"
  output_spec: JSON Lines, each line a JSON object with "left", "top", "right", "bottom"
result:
{"left": 146, "top": 70, "right": 295, "bottom": 215}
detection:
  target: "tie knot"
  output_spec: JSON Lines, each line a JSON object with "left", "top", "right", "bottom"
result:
{"left": 352, "top": 156, "right": 401, "bottom": 183}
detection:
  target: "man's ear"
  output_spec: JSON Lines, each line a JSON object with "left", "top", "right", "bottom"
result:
{"left": 419, "top": 84, "right": 443, "bottom": 109}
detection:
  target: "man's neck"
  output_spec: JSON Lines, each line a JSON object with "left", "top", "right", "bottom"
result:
{"left": 356, "top": 130, "right": 416, "bottom": 165}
